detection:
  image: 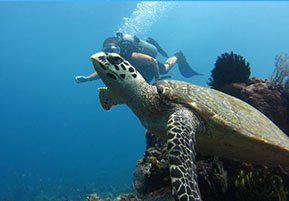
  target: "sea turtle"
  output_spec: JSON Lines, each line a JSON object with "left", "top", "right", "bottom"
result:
{"left": 90, "top": 52, "right": 289, "bottom": 201}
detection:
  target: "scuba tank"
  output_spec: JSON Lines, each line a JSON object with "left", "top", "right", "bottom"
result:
{"left": 117, "top": 33, "right": 158, "bottom": 58}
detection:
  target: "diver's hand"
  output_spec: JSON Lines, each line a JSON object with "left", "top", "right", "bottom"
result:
{"left": 75, "top": 76, "right": 89, "bottom": 83}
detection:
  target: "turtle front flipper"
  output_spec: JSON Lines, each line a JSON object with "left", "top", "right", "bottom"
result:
{"left": 167, "top": 109, "right": 202, "bottom": 201}
{"left": 98, "top": 87, "right": 125, "bottom": 111}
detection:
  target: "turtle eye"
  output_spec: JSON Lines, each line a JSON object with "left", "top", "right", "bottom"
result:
{"left": 107, "top": 55, "right": 123, "bottom": 65}
{"left": 98, "top": 56, "right": 106, "bottom": 62}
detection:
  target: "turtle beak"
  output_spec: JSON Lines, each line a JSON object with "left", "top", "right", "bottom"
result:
{"left": 91, "top": 52, "right": 108, "bottom": 74}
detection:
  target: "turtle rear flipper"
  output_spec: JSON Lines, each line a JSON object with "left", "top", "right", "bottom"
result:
{"left": 175, "top": 51, "right": 202, "bottom": 78}
{"left": 167, "top": 109, "right": 202, "bottom": 201}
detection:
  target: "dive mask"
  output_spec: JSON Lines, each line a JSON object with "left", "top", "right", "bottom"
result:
{"left": 102, "top": 45, "right": 121, "bottom": 54}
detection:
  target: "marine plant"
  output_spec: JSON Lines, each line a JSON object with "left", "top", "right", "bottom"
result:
{"left": 269, "top": 52, "right": 289, "bottom": 89}
{"left": 208, "top": 51, "right": 251, "bottom": 89}
{"left": 234, "top": 170, "right": 288, "bottom": 201}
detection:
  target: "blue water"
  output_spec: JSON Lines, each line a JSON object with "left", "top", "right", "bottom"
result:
{"left": 1, "top": 1, "right": 289, "bottom": 200}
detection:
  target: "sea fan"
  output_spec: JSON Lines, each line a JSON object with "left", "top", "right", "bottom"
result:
{"left": 269, "top": 52, "right": 289, "bottom": 89}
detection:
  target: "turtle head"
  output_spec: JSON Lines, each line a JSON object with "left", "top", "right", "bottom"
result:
{"left": 91, "top": 52, "right": 147, "bottom": 99}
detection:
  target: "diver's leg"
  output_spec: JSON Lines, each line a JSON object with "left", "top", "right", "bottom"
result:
{"left": 163, "top": 56, "right": 178, "bottom": 73}
{"left": 164, "top": 51, "right": 202, "bottom": 77}
{"left": 75, "top": 72, "right": 99, "bottom": 83}
{"left": 131, "top": 52, "right": 160, "bottom": 81}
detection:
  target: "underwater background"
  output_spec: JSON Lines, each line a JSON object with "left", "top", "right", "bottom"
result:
{"left": 1, "top": 1, "right": 289, "bottom": 200}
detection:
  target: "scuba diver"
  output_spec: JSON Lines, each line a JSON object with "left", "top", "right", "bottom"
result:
{"left": 75, "top": 32, "right": 201, "bottom": 84}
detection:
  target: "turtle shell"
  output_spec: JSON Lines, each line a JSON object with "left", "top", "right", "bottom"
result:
{"left": 155, "top": 80, "right": 289, "bottom": 166}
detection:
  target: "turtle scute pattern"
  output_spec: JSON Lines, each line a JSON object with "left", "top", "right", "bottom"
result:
{"left": 167, "top": 109, "right": 202, "bottom": 201}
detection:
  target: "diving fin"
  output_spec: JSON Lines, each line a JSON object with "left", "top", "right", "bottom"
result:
{"left": 175, "top": 51, "right": 202, "bottom": 78}
{"left": 146, "top": 37, "right": 169, "bottom": 58}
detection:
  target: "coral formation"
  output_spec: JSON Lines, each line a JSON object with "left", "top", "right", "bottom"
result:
{"left": 133, "top": 131, "right": 170, "bottom": 197}
{"left": 269, "top": 52, "right": 289, "bottom": 89}
{"left": 85, "top": 193, "right": 139, "bottom": 201}
{"left": 208, "top": 52, "right": 251, "bottom": 89}
{"left": 86, "top": 193, "right": 101, "bottom": 201}
{"left": 196, "top": 156, "right": 228, "bottom": 200}
{"left": 114, "top": 193, "right": 140, "bottom": 201}
{"left": 131, "top": 133, "right": 289, "bottom": 201}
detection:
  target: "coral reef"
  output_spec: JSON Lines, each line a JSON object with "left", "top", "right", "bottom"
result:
{"left": 196, "top": 155, "right": 229, "bottom": 201}
{"left": 269, "top": 52, "right": 289, "bottom": 89}
{"left": 216, "top": 77, "right": 289, "bottom": 135}
{"left": 86, "top": 193, "right": 101, "bottom": 201}
{"left": 132, "top": 133, "right": 289, "bottom": 201}
{"left": 88, "top": 131, "right": 289, "bottom": 201}
{"left": 114, "top": 193, "right": 140, "bottom": 201}
{"left": 208, "top": 51, "right": 251, "bottom": 89}
{"left": 234, "top": 170, "right": 287, "bottom": 201}
{"left": 133, "top": 131, "right": 170, "bottom": 197}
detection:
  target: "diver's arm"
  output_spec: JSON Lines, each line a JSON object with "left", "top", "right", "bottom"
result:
{"left": 75, "top": 72, "right": 99, "bottom": 83}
